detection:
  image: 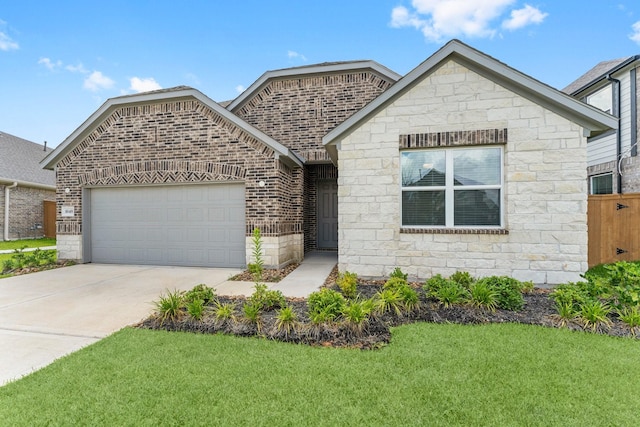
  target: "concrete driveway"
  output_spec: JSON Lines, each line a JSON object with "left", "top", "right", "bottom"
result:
{"left": 0, "top": 263, "right": 242, "bottom": 386}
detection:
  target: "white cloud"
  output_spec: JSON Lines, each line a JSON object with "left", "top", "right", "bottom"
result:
{"left": 502, "top": 4, "right": 548, "bottom": 30}
{"left": 66, "top": 63, "right": 88, "bottom": 73}
{"left": 83, "top": 71, "right": 115, "bottom": 91}
{"left": 129, "top": 77, "right": 161, "bottom": 93}
{"left": 0, "top": 31, "right": 18, "bottom": 51}
{"left": 235, "top": 85, "right": 246, "bottom": 93}
{"left": 631, "top": 21, "right": 640, "bottom": 44}
{"left": 390, "top": 0, "right": 547, "bottom": 42}
{"left": 288, "top": 50, "right": 307, "bottom": 61}
{"left": 38, "top": 57, "right": 62, "bottom": 71}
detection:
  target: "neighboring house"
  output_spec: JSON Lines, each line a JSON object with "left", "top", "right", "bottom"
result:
{"left": 0, "top": 131, "right": 56, "bottom": 240}
{"left": 42, "top": 40, "right": 615, "bottom": 283}
{"left": 563, "top": 56, "right": 640, "bottom": 194}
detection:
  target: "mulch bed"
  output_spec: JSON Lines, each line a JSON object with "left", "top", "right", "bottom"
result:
{"left": 137, "top": 274, "right": 639, "bottom": 349}
{"left": 228, "top": 263, "right": 300, "bottom": 282}
{"left": 3, "top": 260, "right": 75, "bottom": 276}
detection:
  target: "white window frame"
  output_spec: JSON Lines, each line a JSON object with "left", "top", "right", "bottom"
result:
{"left": 590, "top": 172, "right": 614, "bottom": 195}
{"left": 586, "top": 84, "right": 613, "bottom": 114}
{"left": 400, "top": 146, "right": 504, "bottom": 229}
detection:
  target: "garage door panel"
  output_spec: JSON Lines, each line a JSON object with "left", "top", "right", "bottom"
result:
{"left": 90, "top": 183, "right": 245, "bottom": 268}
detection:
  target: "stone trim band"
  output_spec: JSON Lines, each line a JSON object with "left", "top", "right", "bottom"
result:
{"left": 400, "top": 227, "right": 509, "bottom": 235}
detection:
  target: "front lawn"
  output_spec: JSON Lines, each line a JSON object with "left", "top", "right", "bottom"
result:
{"left": 0, "top": 238, "right": 56, "bottom": 251}
{"left": 1, "top": 324, "right": 639, "bottom": 426}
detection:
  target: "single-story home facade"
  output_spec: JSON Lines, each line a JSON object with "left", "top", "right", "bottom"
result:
{"left": 1, "top": 131, "right": 56, "bottom": 240}
{"left": 42, "top": 40, "right": 616, "bottom": 283}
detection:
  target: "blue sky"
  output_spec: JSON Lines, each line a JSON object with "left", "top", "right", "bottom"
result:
{"left": 2, "top": 0, "right": 640, "bottom": 148}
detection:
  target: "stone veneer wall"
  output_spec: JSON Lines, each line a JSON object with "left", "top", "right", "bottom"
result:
{"left": 0, "top": 185, "right": 55, "bottom": 240}
{"left": 56, "top": 99, "right": 303, "bottom": 266}
{"left": 337, "top": 59, "right": 588, "bottom": 284}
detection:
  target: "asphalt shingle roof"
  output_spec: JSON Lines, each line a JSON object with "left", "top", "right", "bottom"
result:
{"left": 562, "top": 57, "right": 633, "bottom": 95}
{"left": 0, "top": 131, "right": 55, "bottom": 186}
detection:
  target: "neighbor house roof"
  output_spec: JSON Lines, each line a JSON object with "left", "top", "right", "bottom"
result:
{"left": 0, "top": 131, "right": 55, "bottom": 189}
{"left": 226, "top": 60, "right": 402, "bottom": 112}
{"left": 41, "top": 86, "right": 304, "bottom": 170}
{"left": 323, "top": 39, "right": 618, "bottom": 163}
{"left": 562, "top": 56, "right": 640, "bottom": 96}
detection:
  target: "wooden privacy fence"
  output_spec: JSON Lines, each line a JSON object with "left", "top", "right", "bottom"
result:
{"left": 588, "top": 193, "right": 640, "bottom": 267}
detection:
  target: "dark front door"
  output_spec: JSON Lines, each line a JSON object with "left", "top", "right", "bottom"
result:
{"left": 317, "top": 180, "right": 338, "bottom": 249}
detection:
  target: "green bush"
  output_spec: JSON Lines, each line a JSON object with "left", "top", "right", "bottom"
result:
{"left": 342, "top": 298, "right": 372, "bottom": 332}
{"left": 275, "top": 306, "right": 298, "bottom": 335}
{"left": 424, "top": 275, "right": 468, "bottom": 307}
{"left": 186, "top": 298, "right": 205, "bottom": 320}
{"left": 476, "top": 276, "right": 524, "bottom": 311}
{"left": 449, "top": 271, "right": 474, "bottom": 288}
{"left": 308, "top": 288, "right": 346, "bottom": 322}
{"left": 1, "top": 248, "right": 57, "bottom": 273}
{"left": 374, "top": 289, "right": 404, "bottom": 316}
{"left": 336, "top": 271, "right": 358, "bottom": 299}
{"left": 249, "top": 284, "right": 286, "bottom": 311}
{"left": 468, "top": 281, "right": 498, "bottom": 311}
{"left": 184, "top": 284, "right": 216, "bottom": 304}
{"left": 383, "top": 277, "right": 408, "bottom": 291}
{"left": 397, "top": 284, "right": 420, "bottom": 311}
{"left": 155, "top": 289, "right": 185, "bottom": 324}
{"left": 389, "top": 267, "right": 408, "bottom": 281}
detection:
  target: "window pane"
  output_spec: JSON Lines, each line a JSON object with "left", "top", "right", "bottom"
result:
{"left": 402, "top": 191, "right": 445, "bottom": 226}
{"left": 453, "top": 148, "right": 501, "bottom": 186}
{"left": 454, "top": 189, "right": 501, "bottom": 226}
{"left": 401, "top": 151, "right": 446, "bottom": 187}
{"left": 591, "top": 174, "right": 613, "bottom": 194}
{"left": 586, "top": 85, "right": 612, "bottom": 114}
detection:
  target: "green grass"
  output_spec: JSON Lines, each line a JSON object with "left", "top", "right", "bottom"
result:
{"left": 1, "top": 324, "right": 639, "bottom": 426}
{"left": 0, "top": 238, "right": 56, "bottom": 251}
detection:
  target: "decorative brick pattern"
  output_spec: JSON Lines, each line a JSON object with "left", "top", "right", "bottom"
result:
{"left": 400, "top": 228, "right": 509, "bottom": 235}
{"left": 55, "top": 98, "right": 301, "bottom": 266}
{"left": 399, "top": 128, "right": 508, "bottom": 149}
{"left": 233, "top": 71, "right": 394, "bottom": 157}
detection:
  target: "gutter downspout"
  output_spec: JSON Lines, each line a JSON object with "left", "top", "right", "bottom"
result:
{"left": 4, "top": 182, "right": 17, "bottom": 241}
{"left": 607, "top": 74, "right": 622, "bottom": 193}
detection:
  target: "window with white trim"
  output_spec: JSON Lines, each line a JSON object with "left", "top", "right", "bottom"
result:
{"left": 586, "top": 85, "right": 612, "bottom": 114}
{"left": 590, "top": 173, "right": 613, "bottom": 195}
{"left": 401, "top": 146, "right": 503, "bottom": 227}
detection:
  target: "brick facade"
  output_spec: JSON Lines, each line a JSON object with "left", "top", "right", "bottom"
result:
{"left": 55, "top": 98, "right": 302, "bottom": 266}
{"left": 233, "top": 71, "right": 394, "bottom": 161}
{"left": 0, "top": 185, "right": 55, "bottom": 240}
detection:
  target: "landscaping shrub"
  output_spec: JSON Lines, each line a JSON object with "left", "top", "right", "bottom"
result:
{"left": 374, "top": 288, "right": 404, "bottom": 316}
{"left": 424, "top": 275, "right": 468, "bottom": 307}
{"left": 155, "top": 289, "right": 185, "bottom": 324}
{"left": 383, "top": 277, "right": 408, "bottom": 291}
{"left": 336, "top": 271, "right": 358, "bottom": 299}
{"left": 274, "top": 306, "right": 298, "bottom": 336}
{"left": 307, "top": 288, "right": 345, "bottom": 321}
{"left": 249, "top": 284, "right": 285, "bottom": 311}
{"left": 342, "top": 298, "right": 372, "bottom": 332}
{"left": 468, "top": 280, "right": 498, "bottom": 311}
{"left": 1, "top": 248, "right": 57, "bottom": 274}
{"left": 186, "top": 298, "right": 205, "bottom": 320}
{"left": 476, "top": 276, "right": 524, "bottom": 311}
{"left": 389, "top": 267, "right": 408, "bottom": 281}
{"left": 184, "top": 284, "right": 216, "bottom": 304}
{"left": 449, "top": 271, "right": 474, "bottom": 288}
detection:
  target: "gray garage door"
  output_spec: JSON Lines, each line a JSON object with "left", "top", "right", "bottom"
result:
{"left": 90, "top": 183, "right": 245, "bottom": 268}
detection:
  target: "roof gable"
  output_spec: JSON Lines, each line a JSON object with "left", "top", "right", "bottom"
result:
{"left": 323, "top": 39, "right": 618, "bottom": 163}
{"left": 227, "top": 61, "right": 401, "bottom": 112}
{"left": 0, "top": 131, "right": 55, "bottom": 188}
{"left": 42, "top": 87, "right": 303, "bottom": 170}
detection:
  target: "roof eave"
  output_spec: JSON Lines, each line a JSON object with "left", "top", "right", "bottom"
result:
{"left": 0, "top": 177, "right": 56, "bottom": 191}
